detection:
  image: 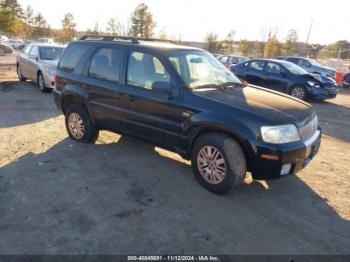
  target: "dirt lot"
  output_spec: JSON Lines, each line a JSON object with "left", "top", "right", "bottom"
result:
{"left": 0, "top": 65, "right": 349, "bottom": 255}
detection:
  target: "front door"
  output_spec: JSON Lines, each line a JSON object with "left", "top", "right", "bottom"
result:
{"left": 120, "top": 50, "right": 182, "bottom": 149}
{"left": 261, "top": 61, "right": 289, "bottom": 92}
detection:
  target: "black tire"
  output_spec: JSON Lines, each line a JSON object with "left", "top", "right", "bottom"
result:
{"left": 17, "top": 65, "right": 27, "bottom": 81}
{"left": 65, "top": 103, "right": 99, "bottom": 144}
{"left": 289, "top": 85, "right": 307, "bottom": 100}
{"left": 37, "top": 72, "right": 51, "bottom": 93}
{"left": 191, "top": 133, "right": 247, "bottom": 195}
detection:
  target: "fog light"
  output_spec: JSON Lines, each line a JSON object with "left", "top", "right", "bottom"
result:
{"left": 280, "top": 164, "right": 292, "bottom": 176}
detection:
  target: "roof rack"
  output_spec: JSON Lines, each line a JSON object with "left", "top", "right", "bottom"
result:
{"left": 79, "top": 35, "right": 139, "bottom": 44}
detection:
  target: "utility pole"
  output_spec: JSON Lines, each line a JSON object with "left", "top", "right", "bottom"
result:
{"left": 305, "top": 20, "right": 314, "bottom": 57}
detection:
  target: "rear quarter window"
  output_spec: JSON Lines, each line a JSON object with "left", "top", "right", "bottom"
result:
{"left": 58, "top": 44, "right": 90, "bottom": 72}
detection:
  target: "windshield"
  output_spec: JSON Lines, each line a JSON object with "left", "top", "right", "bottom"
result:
{"left": 39, "top": 47, "right": 64, "bottom": 61}
{"left": 283, "top": 61, "right": 308, "bottom": 75}
{"left": 167, "top": 51, "right": 241, "bottom": 90}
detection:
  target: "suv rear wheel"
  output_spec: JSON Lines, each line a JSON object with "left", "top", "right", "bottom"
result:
{"left": 191, "top": 133, "right": 247, "bottom": 194}
{"left": 65, "top": 104, "right": 99, "bottom": 144}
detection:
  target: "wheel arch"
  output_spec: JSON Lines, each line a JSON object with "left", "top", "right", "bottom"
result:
{"left": 186, "top": 124, "right": 253, "bottom": 170}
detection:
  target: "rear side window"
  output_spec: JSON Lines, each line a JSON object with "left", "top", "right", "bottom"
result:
{"left": 23, "top": 45, "right": 32, "bottom": 54}
{"left": 249, "top": 61, "right": 265, "bottom": 71}
{"left": 88, "top": 47, "right": 123, "bottom": 82}
{"left": 59, "top": 44, "right": 90, "bottom": 72}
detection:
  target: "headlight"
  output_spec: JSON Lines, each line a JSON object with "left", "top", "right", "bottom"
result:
{"left": 307, "top": 81, "right": 320, "bottom": 88}
{"left": 261, "top": 124, "right": 300, "bottom": 144}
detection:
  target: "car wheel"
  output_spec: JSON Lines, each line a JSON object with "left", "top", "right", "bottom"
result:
{"left": 17, "top": 65, "right": 26, "bottom": 81}
{"left": 290, "top": 85, "right": 307, "bottom": 100}
{"left": 65, "top": 104, "right": 99, "bottom": 144}
{"left": 191, "top": 133, "right": 247, "bottom": 195}
{"left": 38, "top": 72, "right": 51, "bottom": 93}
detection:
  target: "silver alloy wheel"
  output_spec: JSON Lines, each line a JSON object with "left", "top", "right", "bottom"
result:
{"left": 197, "top": 145, "right": 227, "bottom": 184}
{"left": 38, "top": 74, "right": 45, "bottom": 90}
{"left": 68, "top": 112, "right": 85, "bottom": 139}
{"left": 291, "top": 86, "right": 305, "bottom": 100}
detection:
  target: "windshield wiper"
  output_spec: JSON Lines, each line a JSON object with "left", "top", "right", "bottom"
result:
{"left": 192, "top": 82, "right": 242, "bottom": 91}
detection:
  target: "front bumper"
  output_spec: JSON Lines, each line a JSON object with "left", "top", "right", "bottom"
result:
{"left": 307, "top": 86, "right": 338, "bottom": 99}
{"left": 247, "top": 129, "right": 321, "bottom": 180}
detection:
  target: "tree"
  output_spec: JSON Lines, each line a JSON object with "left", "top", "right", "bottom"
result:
{"left": 106, "top": 18, "right": 118, "bottom": 35}
{"left": 223, "top": 30, "right": 236, "bottom": 54}
{"left": 239, "top": 40, "right": 255, "bottom": 56}
{"left": 205, "top": 32, "right": 222, "bottom": 53}
{"left": 129, "top": 3, "right": 155, "bottom": 38}
{"left": 61, "top": 13, "right": 76, "bottom": 40}
{"left": 264, "top": 30, "right": 282, "bottom": 58}
{"left": 0, "top": 0, "right": 24, "bottom": 33}
{"left": 32, "top": 12, "right": 48, "bottom": 36}
{"left": 282, "top": 29, "right": 298, "bottom": 55}
{"left": 24, "top": 5, "right": 34, "bottom": 36}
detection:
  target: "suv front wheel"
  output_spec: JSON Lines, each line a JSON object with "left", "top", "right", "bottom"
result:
{"left": 65, "top": 104, "right": 99, "bottom": 144}
{"left": 191, "top": 133, "right": 247, "bottom": 195}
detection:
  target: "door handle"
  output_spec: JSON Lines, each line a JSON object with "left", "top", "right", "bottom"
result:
{"left": 128, "top": 94, "right": 136, "bottom": 102}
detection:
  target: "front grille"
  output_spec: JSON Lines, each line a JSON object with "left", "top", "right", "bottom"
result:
{"left": 299, "top": 116, "right": 318, "bottom": 141}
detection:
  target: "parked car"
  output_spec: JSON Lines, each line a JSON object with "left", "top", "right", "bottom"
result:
{"left": 0, "top": 35, "right": 9, "bottom": 42}
{"left": 53, "top": 36, "right": 321, "bottom": 195}
{"left": 219, "top": 55, "right": 249, "bottom": 68}
{"left": 0, "top": 43, "right": 14, "bottom": 55}
{"left": 277, "top": 56, "right": 336, "bottom": 79}
{"left": 16, "top": 43, "right": 65, "bottom": 92}
{"left": 343, "top": 73, "right": 350, "bottom": 88}
{"left": 37, "top": 38, "right": 54, "bottom": 44}
{"left": 4, "top": 38, "right": 25, "bottom": 49}
{"left": 233, "top": 59, "right": 338, "bottom": 100}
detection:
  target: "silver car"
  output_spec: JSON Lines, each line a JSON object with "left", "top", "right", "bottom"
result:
{"left": 16, "top": 43, "right": 65, "bottom": 92}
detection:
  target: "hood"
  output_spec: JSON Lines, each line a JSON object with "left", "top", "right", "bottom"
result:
{"left": 195, "top": 86, "right": 314, "bottom": 126}
{"left": 42, "top": 60, "right": 58, "bottom": 69}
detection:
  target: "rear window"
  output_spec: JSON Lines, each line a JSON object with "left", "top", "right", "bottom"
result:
{"left": 59, "top": 44, "right": 90, "bottom": 72}
{"left": 88, "top": 47, "right": 123, "bottom": 82}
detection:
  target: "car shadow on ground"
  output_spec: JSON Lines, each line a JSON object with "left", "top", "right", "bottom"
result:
{"left": 0, "top": 136, "right": 349, "bottom": 254}
{"left": 0, "top": 80, "right": 58, "bottom": 128}
{"left": 310, "top": 98, "right": 350, "bottom": 142}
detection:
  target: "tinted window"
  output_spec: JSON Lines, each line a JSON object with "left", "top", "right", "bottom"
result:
{"left": 29, "top": 46, "right": 39, "bottom": 57}
{"left": 59, "top": 44, "right": 90, "bottom": 72}
{"left": 39, "top": 47, "right": 64, "bottom": 61}
{"left": 88, "top": 47, "right": 123, "bottom": 82}
{"left": 265, "top": 62, "right": 283, "bottom": 75}
{"left": 127, "top": 51, "right": 170, "bottom": 90}
{"left": 249, "top": 61, "right": 265, "bottom": 71}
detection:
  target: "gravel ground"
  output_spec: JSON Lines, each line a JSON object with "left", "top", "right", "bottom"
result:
{"left": 0, "top": 65, "right": 349, "bottom": 255}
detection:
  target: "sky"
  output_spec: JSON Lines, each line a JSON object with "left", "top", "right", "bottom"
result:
{"left": 19, "top": 0, "right": 350, "bottom": 44}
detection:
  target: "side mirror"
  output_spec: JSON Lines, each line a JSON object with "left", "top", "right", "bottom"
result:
{"left": 152, "top": 81, "right": 176, "bottom": 97}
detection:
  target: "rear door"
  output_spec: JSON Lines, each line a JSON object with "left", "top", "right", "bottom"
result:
{"left": 27, "top": 45, "right": 40, "bottom": 81}
{"left": 120, "top": 50, "right": 182, "bottom": 149}
{"left": 244, "top": 60, "right": 266, "bottom": 86}
{"left": 18, "top": 44, "right": 32, "bottom": 77}
{"left": 79, "top": 46, "right": 126, "bottom": 131}
{"left": 261, "top": 61, "right": 289, "bottom": 92}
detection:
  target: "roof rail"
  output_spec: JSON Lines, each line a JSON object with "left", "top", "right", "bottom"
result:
{"left": 138, "top": 38, "right": 175, "bottom": 44}
{"left": 79, "top": 35, "right": 139, "bottom": 44}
